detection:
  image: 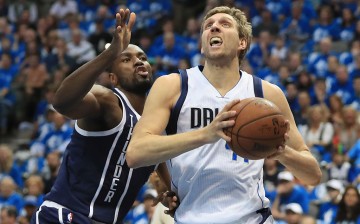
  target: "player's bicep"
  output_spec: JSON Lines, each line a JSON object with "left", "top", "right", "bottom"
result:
{"left": 55, "top": 85, "right": 103, "bottom": 119}
{"left": 263, "top": 81, "right": 308, "bottom": 151}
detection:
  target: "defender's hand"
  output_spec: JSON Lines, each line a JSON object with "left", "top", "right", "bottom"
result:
{"left": 153, "top": 191, "right": 179, "bottom": 218}
{"left": 109, "top": 8, "right": 136, "bottom": 56}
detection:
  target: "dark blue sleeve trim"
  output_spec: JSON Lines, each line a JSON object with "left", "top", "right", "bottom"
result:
{"left": 165, "top": 70, "right": 188, "bottom": 135}
{"left": 253, "top": 76, "right": 263, "bottom": 98}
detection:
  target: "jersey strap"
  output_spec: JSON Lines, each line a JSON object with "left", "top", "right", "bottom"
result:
{"left": 166, "top": 69, "right": 189, "bottom": 135}
{"left": 253, "top": 76, "right": 263, "bottom": 98}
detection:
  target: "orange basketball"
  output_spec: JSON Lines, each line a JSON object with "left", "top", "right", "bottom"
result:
{"left": 224, "top": 97, "right": 287, "bottom": 160}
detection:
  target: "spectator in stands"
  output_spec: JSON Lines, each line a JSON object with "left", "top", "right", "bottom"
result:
{"left": 334, "top": 185, "right": 360, "bottom": 223}
{"left": 27, "top": 110, "right": 72, "bottom": 173}
{"left": 0, "top": 144, "right": 24, "bottom": 188}
{"left": 281, "top": 203, "right": 305, "bottom": 224}
{"left": 307, "top": 37, "right": 334, "bottom": 78}
{"left": 349, "top": 75, "right": 360, "bottom": 111}
{"left": 317, "top": 179, "right": 343, "bottom": 224}
{"left": 293, "top": 90, "right": 311, "bottom": 127}
{"left": 49, "top": 0, "right": 78, "bottom": 20}
{"left": 23, "top": 175, "right": 44, "bottom": 207}
{"left": 285, "top": 80, "right": 299, "bottom": 113}
{"left": 299, "top": 105, "right": 333, "bottom": 162}
{"left": 330, "top": 65, "right": 353, "bottom": 104}
{"left": 182, "top": 17, "right": 200, "bottom": 54}
{"left": 296, "top": 69, "right": 313, "bottom": 92}
{"left": 263, "top": 158, "right": 281, "bottom": 205}
{"left": 20, "top": 195, "right": 38, "bottom": 223}
{"left": 247, "top": 30, "right": 273, "bottom": 73}
{"left": 0, "top": 0, "right": 8, "bottom": 18}
{"left": 312, "top": 5, "right": 340, "bottom": 43}
{"left": 0, "top": 205, "right": 18, "bottom": 224}
{"left": 44, "top": 38, "right": 76, "bottom": 84}
{"left": 66, "top": 28, "right": 96, "bottom": 67}
{"left": 18, "top": 52, "right": 49, "bottom": 122}
{"left": 154, "top": 31, "right": 187, "bottom": 75}
{"left": 88, "top": 18, "right": 112, "bottom": 55}
{"left": 310, "top": 77, "right": 329, "bottom": 107}
{"left": 271, "top": 36, "right": 287, "bottom": 61}
{"left": 0, "top": 176, "right": 24, "bottom": 213}
{"left": 7, "top": 0, "right": 38, "bottom": 25}
{"left": 253, "top": 9, "right": 279, "bottom": 37}
{"left": 287, "top": 52, "right": 305, "bottom": 77}
{"left": 280, "top": 1, "right": 310, "bottom": 50}
{"left": 336, "top": 106, "right": 360, "bottom": 151}
{"left": 0, "top": 53, "right": 18, "bottom": 135}
{"left": 328, "top": 94, "right": 344, "bottom": 127}
{"left": 41, "top": 151, "right": 61, "bottom": 194}
{"left": 271, "top": 171, "right": 310, "bottom": 221}
{"left": 347, "top": 138, "right": 360, "bottom": 183}
{"left": 337, "top": 7, "right": 357, "bottom": 42}
{"left": 257, "top": 55, "right": 281, "bottom": 85}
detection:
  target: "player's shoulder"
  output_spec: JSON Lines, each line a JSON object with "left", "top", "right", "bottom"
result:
{"left": 153, "top": 73, "right": 181, "bottom": 89}
{"left": 261, "top": 80, "right": 283, "bottom": 94}
{"left": 91, "top": 84, "right": 118, "bottom": 104}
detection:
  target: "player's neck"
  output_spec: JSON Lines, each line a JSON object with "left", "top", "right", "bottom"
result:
{"left": 202, "top": 60, "right": 240, "bottom": 95}
{"left": 122, "top": 90, "right": 147, "bottom": 115}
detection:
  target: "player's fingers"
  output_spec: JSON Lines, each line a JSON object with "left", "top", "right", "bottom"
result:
{"left": 128, "top": 12, "right": 136, "bottom": 30}
{"left": 119, "top": 8, "right": 125, "bottom": 23}
{"left": 219, "top": 132, "right": 231, "bottom": 142}
{"left": 121, "top": 8, "right": 130, "bottom": 27}
{"left": 115, "top": 13, "right": 121, "bottom": 29}
{"left": 221, "top": 99, "right": 240, "bottom": 113}
{"left": 216, "top": 111, "right": 237, "bottom": 123}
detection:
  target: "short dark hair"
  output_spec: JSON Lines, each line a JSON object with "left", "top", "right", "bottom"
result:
{"left": 1, "top": 205, "right": 18, "bottom": 217}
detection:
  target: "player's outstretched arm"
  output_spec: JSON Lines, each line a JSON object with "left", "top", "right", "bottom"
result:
{"left": 53, "top": 8, "right": 136, "bottom": 119}
{"left": 263, "top": 81, "right": 322, "bottom": 186}
{"left": 126, "top": 74, "right": 239, "bottom": 168}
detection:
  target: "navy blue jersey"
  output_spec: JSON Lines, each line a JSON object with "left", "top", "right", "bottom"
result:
{"left": 45, "top": 88, "right": 156, "bottom": 224}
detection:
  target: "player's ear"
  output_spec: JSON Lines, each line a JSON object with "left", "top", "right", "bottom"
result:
{"left": 109, "top": 73, "right": 118, "bottom": 85}
{"left": 238, "top": 38, "right": 246, "bottom": 51}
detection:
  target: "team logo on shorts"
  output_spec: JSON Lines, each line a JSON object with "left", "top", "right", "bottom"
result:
{"left": 67, "top": 213, "right": 73, "bottom": 223}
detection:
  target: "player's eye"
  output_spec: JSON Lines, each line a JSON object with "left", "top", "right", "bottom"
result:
{"left": 204, "top": 23, "right": 213, "bottom": 29}
{"left": 222, "top": 23, "right": 230, "bottom": 28}
{"left": 122, "top": 58, "right": 130, "bottom": 63}
{"left": 140, "top": 56, "right": 147, "bottom": 61}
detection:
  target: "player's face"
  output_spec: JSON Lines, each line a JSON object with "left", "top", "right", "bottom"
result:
{"left": 201, "top": 13, "right": 243, "bottom": 62}
{"left": 112, "top": 45, "right": 153, "bottom": 95}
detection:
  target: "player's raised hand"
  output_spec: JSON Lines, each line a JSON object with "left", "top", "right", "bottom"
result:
{"left": 109, "top": 8, "right": 136, "bottom": 56}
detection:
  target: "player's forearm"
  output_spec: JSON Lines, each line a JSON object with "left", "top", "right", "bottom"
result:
{"left": 278, "top": 146, "right": 322, "bottom": 185}
{"left": 53, "top": 48, "right": 117, "bottom": 112}
{"left": 127, "top": 129, "right": 209, "bottom": 168}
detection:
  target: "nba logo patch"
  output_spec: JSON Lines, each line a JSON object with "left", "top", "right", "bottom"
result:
{"left": 67, "top": 213, "right": 73, "bottom": 223}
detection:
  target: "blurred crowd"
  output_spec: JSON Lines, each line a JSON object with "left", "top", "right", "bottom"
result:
{"left": 0, "top": 0, "right": 360, "bottom": 223}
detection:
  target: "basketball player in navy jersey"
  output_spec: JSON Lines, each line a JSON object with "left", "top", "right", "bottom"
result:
{"left": 127, "top": 6, "right": 322, "bottom": 224}
{"left": 31, "top": 8, "right": 173, "bottom": 224}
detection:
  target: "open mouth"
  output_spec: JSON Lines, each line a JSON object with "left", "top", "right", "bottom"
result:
{"left": 210, "top": 37, "right": 223, "bottom": 47}
{"left": 135, "top": 66, "right": 149, "bottom": 77}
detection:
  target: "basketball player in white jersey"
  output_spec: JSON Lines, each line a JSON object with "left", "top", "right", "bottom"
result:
{"left": 127, "top": 6, "right": 322, "bottom": 224}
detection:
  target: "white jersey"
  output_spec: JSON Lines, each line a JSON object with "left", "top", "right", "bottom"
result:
{"left": 166, "top": 66, "right": 273, "bottom": 224}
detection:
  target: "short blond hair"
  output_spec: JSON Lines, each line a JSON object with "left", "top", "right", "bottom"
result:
{"left": 201, "top": 6, "right": 252, "bottom": 62}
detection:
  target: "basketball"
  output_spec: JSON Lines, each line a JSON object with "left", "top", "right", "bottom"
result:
{"left": 224, "top": 97, "right": 287, "bottom": 160}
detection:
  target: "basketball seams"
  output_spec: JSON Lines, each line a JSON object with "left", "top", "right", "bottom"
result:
{"left": 227, "top": 98, "right": 255, "bottom": 136}
{"left": 233, "top": 113, "right": 283, "bottom": 136}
